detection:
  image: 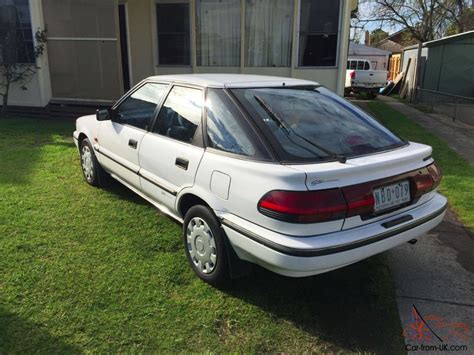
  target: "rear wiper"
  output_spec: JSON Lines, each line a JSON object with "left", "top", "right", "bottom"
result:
{"left": 254, "top": 95, "right": 347, "bottom": 163}
{"left": 254, "top": 95, "right": 289, "bottom": 130}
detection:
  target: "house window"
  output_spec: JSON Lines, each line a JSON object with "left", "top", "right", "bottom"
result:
{"left": 196, "top": 0, "right": 240, "bottom": 66}
{"left": 0, "top": 0, "right": 34, "bottom": 64}
{"left": 156, "top": 2, "right": 190, "bottom": 65}
{"left": 298, "top": 0, "right": 340, "bottom": 67}
{"left": 245, "top": 0, "right": 293, "bottom": 67}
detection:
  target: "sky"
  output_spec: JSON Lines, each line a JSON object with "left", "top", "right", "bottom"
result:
{"left": 352, "top": 1, "right": 404, "bottom": 43}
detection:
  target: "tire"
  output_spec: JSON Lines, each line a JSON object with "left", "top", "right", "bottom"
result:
{"left": 183, "top": 205, "right": 230, "bottom": 287}
{"left": 368, "top": 91, "right": 378, "bottom": 99}
{"left": 79, "top": 138, "right": 108, "bottom": 187}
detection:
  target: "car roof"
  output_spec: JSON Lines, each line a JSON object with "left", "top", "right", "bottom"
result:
{"left": 147, "top": 74, "right": 319, "bottom": 88}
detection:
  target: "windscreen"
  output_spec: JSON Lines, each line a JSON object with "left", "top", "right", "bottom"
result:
{"left": 232, "top": 86, "right": 405, "bottom": 163}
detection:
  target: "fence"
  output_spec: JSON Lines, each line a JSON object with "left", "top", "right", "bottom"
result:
{"left": 416, "top": 88, "right": 474, "bottom": 125}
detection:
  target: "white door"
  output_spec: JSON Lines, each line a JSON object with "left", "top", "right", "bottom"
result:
{"left": 139, "top": 85, "right": 205, "bottom": 211}
{"left": 97, "top": 82, "right": 169, "bottom": 188}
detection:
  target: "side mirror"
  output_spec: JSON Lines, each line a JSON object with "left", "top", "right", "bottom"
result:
{"left": 96, "top": 108, "right": 112, "bottom": 121}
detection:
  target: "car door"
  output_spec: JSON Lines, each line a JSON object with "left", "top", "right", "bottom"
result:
{"left": 139, "top": 85, "right": 205, "bottom": 211}
{"left": 97, "top": 82, "right": 169, "bottom": 188}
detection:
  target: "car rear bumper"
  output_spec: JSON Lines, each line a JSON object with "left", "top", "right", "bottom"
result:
{"left": 220, "top": 193, "right": 447, "bottom": 277}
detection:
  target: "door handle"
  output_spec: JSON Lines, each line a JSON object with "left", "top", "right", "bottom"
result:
{"left": 128, "top": 139, "right": 138, "bottom": 149}
{"left": 175, "top": 157, "right": 189, "bottom": 170}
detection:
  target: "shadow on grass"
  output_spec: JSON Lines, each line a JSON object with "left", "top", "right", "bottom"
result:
{"left": 102, "top": 178, "right": 149, "bottom": 207}
{"left": 0, "top": 118, "right": 74, "bottom": 185}
{"left": 225, "top": 257, "right": 404, "bottom": 353}
{"left": 0, "top": 307, "right": 81, "bottom": 354}
{"left": 99, "top": 170, "right": 404, "bottom": 352}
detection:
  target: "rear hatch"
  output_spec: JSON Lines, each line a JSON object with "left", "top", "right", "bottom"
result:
{"left": 231, "top": 85, "right": 440, "bottom": 233}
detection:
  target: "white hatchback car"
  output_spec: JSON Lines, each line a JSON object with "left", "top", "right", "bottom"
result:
{"left": 74, "top": 74, "right": 447, "bottom": 286}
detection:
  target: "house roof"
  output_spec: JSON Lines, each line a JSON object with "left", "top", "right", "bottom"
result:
{"left": 147, "top": 74, "right": 319, "bottom": 88}
{"left": 349, "top": 42, "right": 392, "bottom": 56}
{"left": 373, "top": 28, "right": 419, "bottom": 53}
{"left": 376, "top": 40, "right": 405, "bottom": 53}
{"left": 374, "top": 28, "right": 412, "bottom": 46}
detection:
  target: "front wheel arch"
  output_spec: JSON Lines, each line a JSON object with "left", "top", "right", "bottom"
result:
{"left": 78, "top": 132, "right": 88, "bottom": 146}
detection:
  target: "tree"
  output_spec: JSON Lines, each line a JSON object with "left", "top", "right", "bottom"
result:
{"left": 446, "top": 6, "right": 474, "bottom": 35}
{"left": 353, "top": 0, "right": 472, "bottom": 43}
{"left": 370, "top": 29, "right": 389, "bottom": 44}
{"left": 0, "top": 3, "right": 47, "bottom": 117}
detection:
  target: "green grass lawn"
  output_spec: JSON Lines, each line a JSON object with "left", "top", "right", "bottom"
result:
{"left": 0, "top": 118, "right": 405, "bottom": 353}
{"left": 367, "top": 101, "right": 474, "bottom": 231}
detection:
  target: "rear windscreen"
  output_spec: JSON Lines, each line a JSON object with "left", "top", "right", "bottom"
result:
{"left": 232, "top": 86, "right": 405, "bottom": 163}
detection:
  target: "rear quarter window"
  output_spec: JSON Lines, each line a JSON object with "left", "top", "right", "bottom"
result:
{"left": 206, "top": 89, "right": 256, "bottom": 156}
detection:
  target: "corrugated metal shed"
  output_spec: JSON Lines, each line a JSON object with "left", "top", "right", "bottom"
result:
{"left": 422, "top": 31, "right": 474, "bottom": 97}
{"left": 403, "top": 31, "right": 474, "bottom": 98}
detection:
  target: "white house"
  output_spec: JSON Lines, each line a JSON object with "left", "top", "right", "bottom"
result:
{"left": 2, "top": 0, "right": 358, "bottom": 108}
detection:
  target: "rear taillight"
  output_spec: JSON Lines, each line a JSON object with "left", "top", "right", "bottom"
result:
{"left": 428, "top": 162, "right": 442, "bottom": 190}
{"left": 350, "top": 71, "right": 356, "bottom": 79}
{"left": 258, "top": 189, "right": 347, "bottom": 223}
{"left": 413, "top": 173, "right": 434, "bottom": 198}
{"left": 342, "top": 183, "right": 375, "bottom": 217}
{"left": 258, "top": 163, "right": 442, "bottom": 223}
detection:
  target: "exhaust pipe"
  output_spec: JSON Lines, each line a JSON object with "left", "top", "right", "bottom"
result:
{"left": 408, "top": 239, "right": 418, "bottom": 245}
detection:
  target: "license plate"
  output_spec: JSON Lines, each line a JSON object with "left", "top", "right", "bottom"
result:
{"left": 373, "top": 181, "right": 410, "bottom": 212}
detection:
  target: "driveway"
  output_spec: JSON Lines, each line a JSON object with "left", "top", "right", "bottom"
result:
{"left": 388, "top": 209, "right": 474, "bottom": 353}
{"left": 378, "top": 96, "right": 474, "bottom": 166}
{"left": 351, "top": 96, "right": 474, "bottom": 353}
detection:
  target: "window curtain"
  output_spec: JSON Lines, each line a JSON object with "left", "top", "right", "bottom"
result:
{"left": 245, "top": 0, "right": 293, "bottom": 67}
{"left": 197, "top": 0, "right": 240, "bottom": 66}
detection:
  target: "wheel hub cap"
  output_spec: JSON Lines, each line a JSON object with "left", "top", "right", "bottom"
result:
{"left": 81, "top": 145, "right": 94, "bottom": 180}
{"left": 186, "top": 217, "right": 217, "bottom": 274}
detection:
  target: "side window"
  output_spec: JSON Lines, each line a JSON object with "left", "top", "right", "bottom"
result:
{"left": 364, "top": 61, "right": 370, "bottom": 70}
{"left": 349, "top": 60, "right": 356, "bottom": 69}
{"left": 114, "top": 83, "right": 168, "bottom": 130}
{"left": 357, "top": 61, "right": 364, "bottom": 70}
{"left": 153, "top": 86, "right": 202, "bottom": 143}
{"left": 206, "top": 89, "right": 256, "bottom": 156}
